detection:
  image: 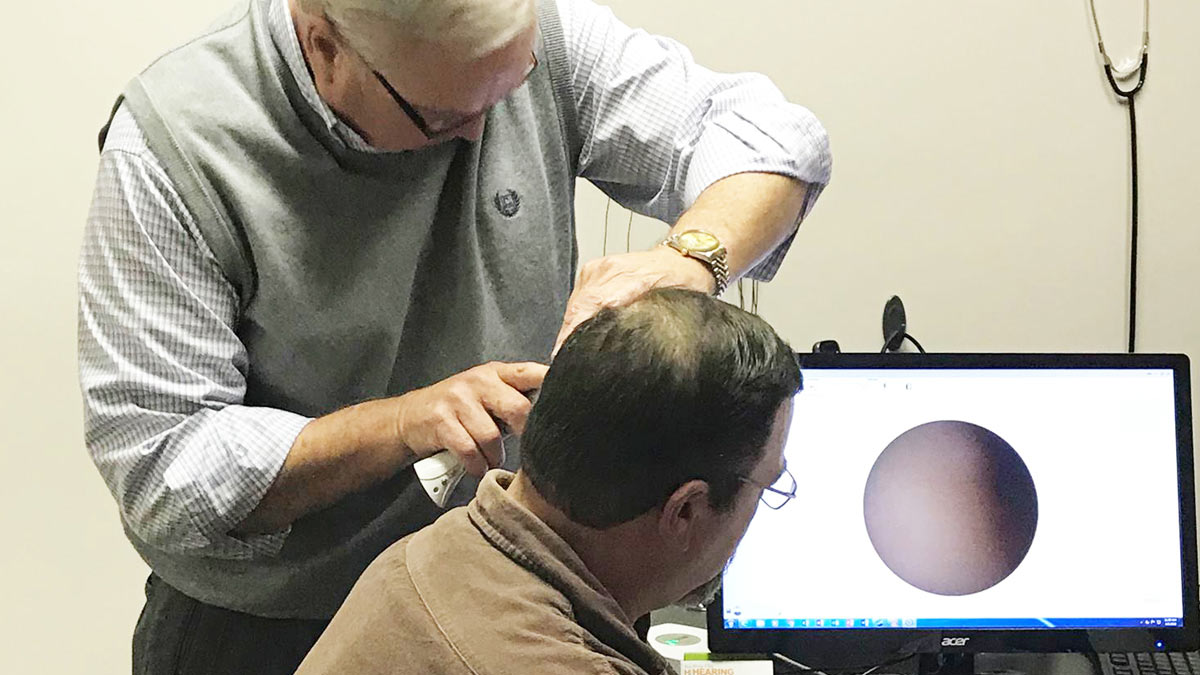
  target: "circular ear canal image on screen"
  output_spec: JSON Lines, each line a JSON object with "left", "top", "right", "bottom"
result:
{"left": 863, "top": 421, "right": 1038, "bottom": 596}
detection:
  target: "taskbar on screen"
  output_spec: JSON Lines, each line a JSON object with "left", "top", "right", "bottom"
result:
{"left": 723, "top": 617, "right": 1183, "bottom": 630}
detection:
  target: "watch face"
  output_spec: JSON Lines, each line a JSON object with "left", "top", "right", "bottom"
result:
{"left": 678, "top": 230, "right": 719, "bottom": 252}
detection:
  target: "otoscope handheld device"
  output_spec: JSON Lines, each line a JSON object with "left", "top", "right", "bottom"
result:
{"left": 414, "top": 389, "right": 538, "bottom": 508}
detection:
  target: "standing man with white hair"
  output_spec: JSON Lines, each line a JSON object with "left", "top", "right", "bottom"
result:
{"left": 79, "top": 0, "right": 830, "bottom": 672}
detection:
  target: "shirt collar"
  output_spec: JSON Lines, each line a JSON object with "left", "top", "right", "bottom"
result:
{"left": 468, "top": 471, "right": 674, "bottom": 675}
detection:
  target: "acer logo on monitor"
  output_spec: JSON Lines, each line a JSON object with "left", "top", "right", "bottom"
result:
{"left": 942, "top": 637, "right": 970, "bottom": 647}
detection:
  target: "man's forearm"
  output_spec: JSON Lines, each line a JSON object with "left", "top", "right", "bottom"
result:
{"left": 235, "top": 398, "right": 414, "bottom": 534}
{"left": 552, "top": 173, "right": 811, "bottom": 348}
{"left": 670, "top": 172, "right": 810, "bottom": 280}
{"left": 235, "top": 360, "right": 546, "bottom": 534}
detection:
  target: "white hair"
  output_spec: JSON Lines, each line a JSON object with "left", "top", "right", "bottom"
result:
{"left": 298, "top": 0, "right": 536, "bottom": 63}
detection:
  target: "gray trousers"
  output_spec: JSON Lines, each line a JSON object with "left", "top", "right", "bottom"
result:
{"left": 132, "top": 575, "right": 328, "bottom": 675}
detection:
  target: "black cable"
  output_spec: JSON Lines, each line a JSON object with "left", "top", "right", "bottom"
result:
{"left": 881, "top": 333, "right": 927, "bottom": 354}
{"left": 1127, "top": 93, "right": 1139, "bottom": 353}
{"left": 772, "top": 650, "right": 919, "bottom": 675}
{"left": 1101, "top": 55, "right": 1147, "bottom": 353}
{"left": 903, "top": 333, "right": 926, "bottom": 354}
{"left": 1089, "top": 0, "right": 1147, "bottom": 353}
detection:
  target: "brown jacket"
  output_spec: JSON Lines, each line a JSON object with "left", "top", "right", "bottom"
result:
{"left": 296, "top": 471, "right": 675, "bottom": 675}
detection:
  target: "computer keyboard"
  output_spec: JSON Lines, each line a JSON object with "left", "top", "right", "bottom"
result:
{"left": 1099, "top": 652, "right": 1200, "bottom": 675}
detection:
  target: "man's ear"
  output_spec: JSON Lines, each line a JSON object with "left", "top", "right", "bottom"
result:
{"left": 658, "top": 479, "right": 714, "bottom": 554}
{"left": 296, "top": 12, "right": 348, "bottom": 91}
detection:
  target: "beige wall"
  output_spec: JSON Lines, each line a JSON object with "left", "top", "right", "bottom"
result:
{"left": 3, "top": 0, "right": 1197, "bottom": 672}
{"left": 3, "top": 3, "right": 244, "bottom": 672}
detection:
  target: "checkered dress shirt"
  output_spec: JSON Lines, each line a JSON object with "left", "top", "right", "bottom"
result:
{"left": 79, "top": 0, "right": 832, "bottom": 559}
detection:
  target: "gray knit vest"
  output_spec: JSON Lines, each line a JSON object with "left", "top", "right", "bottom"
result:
{"left": 106, "top": 0, "right": 581, "bottom": 618}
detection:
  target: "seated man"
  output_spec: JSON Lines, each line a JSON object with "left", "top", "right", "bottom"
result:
{"left": 296, "top": 288, "right": 802, "bottom": 674}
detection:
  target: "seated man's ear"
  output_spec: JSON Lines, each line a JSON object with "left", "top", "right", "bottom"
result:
{"left": 658, "top": 480, "right": 715, "bottom": 554}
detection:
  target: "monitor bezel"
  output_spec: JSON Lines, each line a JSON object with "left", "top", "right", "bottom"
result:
{"left": 707, "top": 352, "right": 1198, "bottom": 660}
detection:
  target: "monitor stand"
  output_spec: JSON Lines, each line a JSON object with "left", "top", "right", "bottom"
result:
{"left": 920, "top": 653, "right": 976, "bottom": 675}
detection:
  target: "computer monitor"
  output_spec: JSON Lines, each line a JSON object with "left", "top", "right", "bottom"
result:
{"left": 708, "top": 353, "right": 1198, "bottom": 674}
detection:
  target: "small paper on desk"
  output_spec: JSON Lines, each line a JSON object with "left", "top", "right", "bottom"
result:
{"left": 681, "top": 655, "right": 773, "bottom": 675}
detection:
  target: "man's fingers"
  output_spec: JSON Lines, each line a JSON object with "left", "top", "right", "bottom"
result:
{"left": 492, "top": 361, "right": 548, "bottom": 394}
{"left": 553, "top": 293, "right": 605, "bottom": 354}
{"left": 553, "top": 265, "right": 673, "bottom": 353}
{"left": 553, "top": 319, "right": 580, "bottom": 356}
{"left": 482, "top": 387, "right": 536, "bottom": 436}
{"left": 456, "top": 407, "right": 505, "bottom": 473}
{"left": 437, "top": 422, "right": 490, "bottom": 478}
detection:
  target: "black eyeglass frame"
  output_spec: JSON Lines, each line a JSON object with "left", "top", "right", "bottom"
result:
{"left": 372, "top": 51, "right": 539, "bottom": 140}
{"left": 736, "top": 462, "right": 797, "bottom": 510}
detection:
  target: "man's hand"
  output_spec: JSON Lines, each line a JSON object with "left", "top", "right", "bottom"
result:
{"left": 554, "top": 246, "right": 714, "bottom": 352}
{"left": 552, "top": 173, "right": 811, "bottom": 352}
{"left": 393, "top": 362, "right": 548, "bottom": 477}
{"left": 235, "top": 361, "right": 546, "bottom": 534}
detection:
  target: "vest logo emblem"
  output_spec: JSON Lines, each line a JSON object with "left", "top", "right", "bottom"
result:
{"left": 494, "top": 189, "right": 522, "bottom": 218}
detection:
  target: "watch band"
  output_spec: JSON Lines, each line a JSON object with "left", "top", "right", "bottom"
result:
{"left": 710, "top": 257, "right": 730, "bottom": 296}
{"left": 661, "top": 232, "right": 729, "bottom": 296}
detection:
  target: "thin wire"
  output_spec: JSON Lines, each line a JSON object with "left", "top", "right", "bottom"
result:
{"left": 1088, "top": 0, "right": 1149, "bottom": 74}
{"left": 625, "top": 209, "right": 634, "bottom": 253}
{"left": 738, "top": 279, "right": 745, "bottom": 309}
{"left": 751, "top": 280, "right": 760, "bottom": 314}
{"left": 773, "top": 652, "right": 829, "bottom": 675}
{"left": 1087, "top": 0, "right": 1104, "bottom": 48}
{"left": 602, "top": 199, "right": 612, "bottom": 257}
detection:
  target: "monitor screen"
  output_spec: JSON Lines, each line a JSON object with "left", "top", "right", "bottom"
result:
{"left": 711, "top": 354, "right": 1197, "bottom": 657}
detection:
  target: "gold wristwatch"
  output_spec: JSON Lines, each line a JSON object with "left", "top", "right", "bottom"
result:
{"left": 661, "top": 230, "right": 730, "bottom": 296}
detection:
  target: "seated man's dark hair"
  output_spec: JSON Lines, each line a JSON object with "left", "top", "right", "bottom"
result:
{"left": 521, "top": 287, "right": 801, "bottom": 528}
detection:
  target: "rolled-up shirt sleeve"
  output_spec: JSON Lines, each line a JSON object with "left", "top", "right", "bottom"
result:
{"left": 560, "top": 0, "right": 832, "bottom": 280}
{"left": 79, "top": 108, "right": 309, "bottom": 560}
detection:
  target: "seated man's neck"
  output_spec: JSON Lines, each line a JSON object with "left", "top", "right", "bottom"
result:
{"left": 508, "top": 472, "right": 671, "bottom": 622}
